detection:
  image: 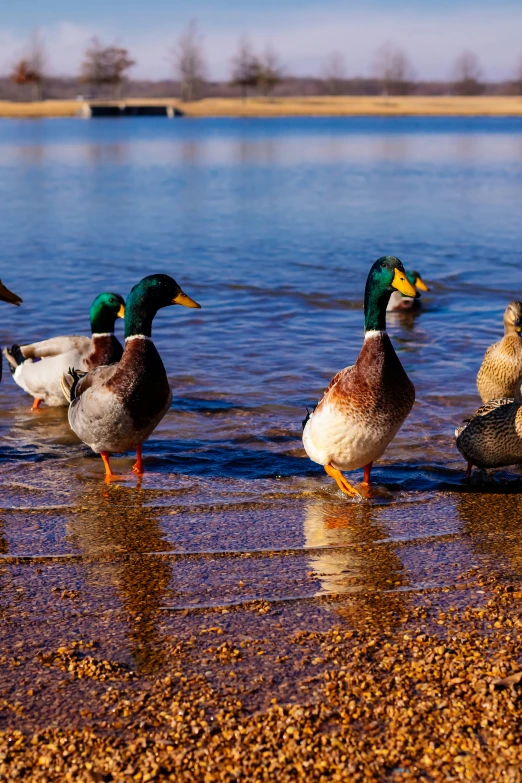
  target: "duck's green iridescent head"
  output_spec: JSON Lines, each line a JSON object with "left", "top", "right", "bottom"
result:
{"left": 90, "top": 292, "right": 125, "bottom": 335}
{"left": 125, "top": 274, "right": 201, "bottom": 338}
{"left": 406, "top": 270, "right": 429, "bottom": 292}
{"left": 364, "top": 256, "right": 419, "bottom": 332}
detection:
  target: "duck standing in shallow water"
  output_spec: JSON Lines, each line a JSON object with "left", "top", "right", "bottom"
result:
{"left": 386, "top": 270, "right": 429, "bottom": 312}
{"left": 303, "top": 256, "right": 419, "bottom": 497}
{"left": 476, "top": 301, "right": 522, "bottom": 403}
{"left": 4, "top": 292, "right": 125, "bottom": 409}
{"left": 62, "top": 274, "right": 200, "bottom": 480}
{"left": 456, "top": 380, "right": 522, "bottom": 477}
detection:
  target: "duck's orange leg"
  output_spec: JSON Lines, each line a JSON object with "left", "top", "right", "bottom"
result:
{"left": 100, "top": 451, "right": 114, "bottom": 479}
{"left": 324, "top": 464, "right": 360, "bottom": 497}
{"left": 132, "top": 445, "right": 144, "bottom": 475}
{"left": 31, "top": 398, "right": 41, "bottom": 411}
{"left": 466, "top": 462, "right": 472, "bottom": 478}
{"left": 362, "top": 462, "right": 373, "bottom": 486}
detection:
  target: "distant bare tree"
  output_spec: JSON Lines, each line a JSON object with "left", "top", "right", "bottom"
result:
{"left": 230, "top": 38, "right": 260, "bottom": 99}
{"left": 373, "top": 42, "right": 415, "bottom": 96}
{"left": 256, "top": 47, "right": 283, "bottom": 97}
{"left": 452, "top": 51, "right": 483, "bottom": 95}
{"left": 10, "top": 31, "right": 46, "bottom": 100}
{"left": 173, "top": 21, "right": 206, "bottom": 102}
{"left": 322, "top": 52, "right": 346, "bottom": 95}
{"left": 80, "top": 38, "right": 136, "bottom": 98}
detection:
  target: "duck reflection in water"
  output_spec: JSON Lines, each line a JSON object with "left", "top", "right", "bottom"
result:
{"left": 304, "top": 498, "right": 409, "bottom": 630}
{"left": 66, "top": 481, "right": 173, "bottom": 674}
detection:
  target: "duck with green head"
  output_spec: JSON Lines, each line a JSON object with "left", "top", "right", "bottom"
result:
{"left": 3, "top": 292, "right": 125, "bottom": 408}
{"left": 62, "top": 274, "right": 200, "bottom": 480}
{"left": 386, "top": 269, "right": 428, "bottom": 312}
{"left": 303, "top": 256, "right": 419, "bottom": 496}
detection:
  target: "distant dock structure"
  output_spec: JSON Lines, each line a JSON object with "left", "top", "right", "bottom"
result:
{"left": 79, "top": 102, "right": 184, "bottom": 119}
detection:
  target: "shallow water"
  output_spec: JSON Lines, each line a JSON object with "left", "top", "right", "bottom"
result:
{"left": 1, "top": 117, "right": 522, "bottom": 687}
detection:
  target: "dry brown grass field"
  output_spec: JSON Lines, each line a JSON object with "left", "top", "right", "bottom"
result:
{"left": 1, "top": 95, "right": 522, "bottom": 118}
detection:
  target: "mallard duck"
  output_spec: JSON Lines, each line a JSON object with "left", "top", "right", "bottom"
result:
{"left": 0, "top": 280, "right": 22, "bottom": 307}
{"left": 386, "top": 270, "right": 428, "bottom": 312}
{"left": 302, "top": 256, "right": 419, "bottom": 497}
{"left": 3, "top": 292, "right": 125, "bottom": 409}
{"left": 455, "top": 384, "right": 522, "bottom": 476}
{"left": 61, "top": 274, "right": 200, "bottom": 479}
{"left": 476, "top": 301, "right": 522, "bottom": 403}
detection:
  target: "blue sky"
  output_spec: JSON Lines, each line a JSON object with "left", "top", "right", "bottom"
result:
{"left": 1, "top": 1, "right": 520, "bottom": 80}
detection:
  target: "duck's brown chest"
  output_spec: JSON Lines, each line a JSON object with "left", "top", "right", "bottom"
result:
{"left": 107, "top": 339, "right": 171, "bottom": 428}
{"left": 338, "top": 333, "right": 415, "bottom": 426}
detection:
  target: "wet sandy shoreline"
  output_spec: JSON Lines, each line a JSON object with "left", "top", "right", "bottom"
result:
{"left": 1, "top": 563, "right": 522, "bottom": 781}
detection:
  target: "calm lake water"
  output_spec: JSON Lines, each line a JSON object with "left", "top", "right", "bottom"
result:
{"left": 1, "top": 116, "right": 522, "bottom": 684}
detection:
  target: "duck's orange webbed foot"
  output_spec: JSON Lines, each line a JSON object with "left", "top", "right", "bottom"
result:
{"left": 100, "top": 451, "right": 120, "bottom": 483}
{"left": 132, "top": 445, "right": 144, "bottom": 475}
{"left": 31, "top": 398, "right": 42, "bottom": 411}
{"left": 324, "top": 464, "right": 360, "bottom": 497}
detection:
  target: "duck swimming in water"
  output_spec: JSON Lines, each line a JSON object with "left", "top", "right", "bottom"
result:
{"left": 62, "top": 274, "right": 200, "bottom": 480}
{"left": 386, "top": 270, "right": 429, "bottom": 312}
{"left": 4, "top": 292, "right": 125, "bottom": 408}
{"left": 303, "top": 256, "right": 419, "bottom": 497}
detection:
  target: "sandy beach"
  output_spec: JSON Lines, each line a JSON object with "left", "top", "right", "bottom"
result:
{"left": 1, "top": 95, "right": 522, "bottom": 118}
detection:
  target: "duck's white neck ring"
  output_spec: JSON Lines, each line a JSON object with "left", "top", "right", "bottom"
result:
{"left": 92, "top": 332, "right": 114, "bottom": 338}
{"left": 364, "top": 330, "right": 386, "bottom": 340}
{"left": 125, "top": 334, "right": 153, "bottom": 343}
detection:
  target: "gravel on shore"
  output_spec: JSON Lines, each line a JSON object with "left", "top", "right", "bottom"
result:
{"left": 1, "top": 568, "right": 522, "bottom": 782}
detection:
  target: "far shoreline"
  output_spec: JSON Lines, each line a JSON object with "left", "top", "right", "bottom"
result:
{"left": 1, "top": 95, "right": 522, "bottom": 119}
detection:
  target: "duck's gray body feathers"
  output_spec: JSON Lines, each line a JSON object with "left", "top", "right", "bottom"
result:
{"left": 67, "top": 337, "right": 172, "bottom": 454}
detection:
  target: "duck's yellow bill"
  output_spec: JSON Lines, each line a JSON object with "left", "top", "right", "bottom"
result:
{"left": 172, "top": 291, "right": 201, "bottom": 309}
{"left": 414, "top": 276, "right": 429, "bottom": 292}
{"left": 117, "top": 304, "right": 125, "bottom": 318}
{"left": 392, "top": 268, "right": 418, "bottom": 298}
{"left": 0, "top": 280, "right": 22, "bottom": 306}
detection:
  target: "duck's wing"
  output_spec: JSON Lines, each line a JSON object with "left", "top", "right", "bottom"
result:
{"left": 467, "top": 397, "right": 513, "bottom": 422}
{"left": 19, "top": 336, "right": 91, "bottom": 359}
{"left": 5, "top": 347, "right": 83, "bottom": 400}
{"left": 320, "top": 365, "right": 354, "bottom": 401}
{"left": 455, "top": 397, "right": 514, "bottom": 438}
{"left": 63, "top": 363, "right": 119, "bottom": 403}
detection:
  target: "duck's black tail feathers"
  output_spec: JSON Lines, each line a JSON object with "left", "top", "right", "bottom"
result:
{"left": 3, "top": 344, "right": 26, "bottom": 375}
{"left": 302, "top": 405, "right": 316, "bottom": 430}
{"left": 61, "top": 367, "right": 87, "bottom": 404}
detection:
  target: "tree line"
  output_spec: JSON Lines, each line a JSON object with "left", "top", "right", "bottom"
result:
{"left": 8, "top": 27, "right": 522, "bottom": 101}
